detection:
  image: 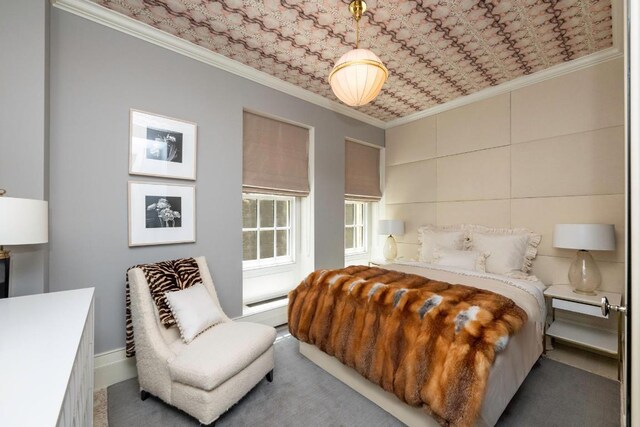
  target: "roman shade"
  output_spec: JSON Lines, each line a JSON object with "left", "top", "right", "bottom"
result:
{"left": 243, "top": 111, "right": 310, "bottom": 196}
{"left": 345, "top": 140, "right": 382, "bottom": 201}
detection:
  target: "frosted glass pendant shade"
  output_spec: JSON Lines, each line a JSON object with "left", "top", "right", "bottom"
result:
{"left": 329, "top": 49, "right": 388, "bottom": 107}
{"left": 568, "top": 250, "right": 601, "bottom": 295}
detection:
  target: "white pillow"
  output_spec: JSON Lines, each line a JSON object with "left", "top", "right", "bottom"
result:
{"left": 465, "top": 224, "right": 542, "bottom": 276}
{"left": 418, "top": 225, "right": 466, "bottom": 262}
{"left": 165, "top": 283, "right": 224, "bottom": 344}
{"left": 432, "top": 247, "right": 489, "bottom": 272}
{"left": 469, "top": 233, "right": 527, "bottom": 275}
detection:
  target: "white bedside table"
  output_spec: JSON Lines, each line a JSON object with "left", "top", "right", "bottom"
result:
{"left": 544, "top": 284, "right": 622, "bottom": 378}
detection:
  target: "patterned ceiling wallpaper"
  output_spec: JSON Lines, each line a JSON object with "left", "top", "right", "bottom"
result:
{"left": 92, "top": 0, "right": 613, "bottom": 122}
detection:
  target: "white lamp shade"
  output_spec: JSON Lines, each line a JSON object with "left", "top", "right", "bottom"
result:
{"left": 553, "top": 224, "right": 615, "bottom": 251}
{"left": 329, "top": 48, "right": 388, "bottom": 107}
{"left": 378, "top": 219, "right": 404, "bottom": 236}
{"left": 0, "top": 197, "right": 48, "bottom": 245}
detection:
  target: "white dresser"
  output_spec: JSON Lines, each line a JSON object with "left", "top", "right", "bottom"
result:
{"left": 0, "top": 288, "right": 95, "bottom": 426}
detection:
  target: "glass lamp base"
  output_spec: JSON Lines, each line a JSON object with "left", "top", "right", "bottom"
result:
{"left": 383, "top": 235, "right": 397, "bottom": 262}
{"left": 568, "top": 250, "right": 601, "bottom": 296}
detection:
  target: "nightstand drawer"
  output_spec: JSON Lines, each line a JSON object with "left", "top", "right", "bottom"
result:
{"left": 552, "top": 298, "right": 607, "bottom": 318}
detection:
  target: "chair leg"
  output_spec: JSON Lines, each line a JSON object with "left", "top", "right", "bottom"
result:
{"left": 140, "top": 390, "right": 150, "bottom": 401}
{"left": 266, "top": 369, "right": 274, "bottom": 383}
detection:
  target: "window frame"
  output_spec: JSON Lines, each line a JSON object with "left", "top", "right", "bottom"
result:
{"left": 344, "top": 200, "right": 368, "bottom": 256}
{"left": 242, "top": 193, "right": 296, "bottom": 270}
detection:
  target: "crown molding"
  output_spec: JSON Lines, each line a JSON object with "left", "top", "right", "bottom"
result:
{"left": 50, "top": 0, "right": 387, "bottom": 129}
{"left": 52, "top": 0, "right": 623, "bottom": 131}
{"left": 384, "top": 47, "right": 623, "bottom": 129}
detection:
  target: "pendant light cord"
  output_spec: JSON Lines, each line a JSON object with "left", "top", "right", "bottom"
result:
{"left": 356, "top": 18, "right": 360, "bottom": 49}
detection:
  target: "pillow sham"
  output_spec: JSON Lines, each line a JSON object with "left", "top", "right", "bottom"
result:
{"left": 432, "top": 247, "right": 489, "bottom": 272}
{"left": 418, "top": 224, "right": 466, "bottom": 263}
{"left": 165, "top": 283, "right": 224, "bottom": 344}
{"left": 466, "top": 225, "right": 541, "bottom": 275}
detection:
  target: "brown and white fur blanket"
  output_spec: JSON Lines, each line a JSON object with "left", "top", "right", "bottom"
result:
{"left": 288, "top": 266, "right": 527, "bottom": 426}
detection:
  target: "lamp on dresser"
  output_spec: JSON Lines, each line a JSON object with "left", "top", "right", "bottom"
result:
{"left": 378, "top": 219, "right": 404, "bottom": 262}
{"left": 553, "top": 223, "right": 615, "bottom": 295}
{"left": 0, "top": 189, "right": 48, "bottom": 298}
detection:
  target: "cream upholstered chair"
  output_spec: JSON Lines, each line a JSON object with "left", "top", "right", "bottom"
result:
{"left": 128, "top": 256, "right": 276, "bottom": 426}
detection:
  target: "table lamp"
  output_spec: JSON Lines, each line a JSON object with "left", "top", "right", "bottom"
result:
{"left": 378, "top": 219, "right": 404, "bottom": 262}
{"left": 0, "top": 190, "right": 49, "bottom": 298}
{"left": 553, "top": 223, "right": 615, "bottom": 295}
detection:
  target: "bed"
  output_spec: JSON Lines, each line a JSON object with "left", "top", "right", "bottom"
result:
{"left": 288, "top": 261, "right": 546, "bottom": 427}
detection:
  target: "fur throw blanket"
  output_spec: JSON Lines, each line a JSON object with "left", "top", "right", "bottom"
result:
{"left": 125, "top": 257, "right": 202, "bottom": 358}
{"left": 288, "top": 266, "right": 527, "bottom": 426}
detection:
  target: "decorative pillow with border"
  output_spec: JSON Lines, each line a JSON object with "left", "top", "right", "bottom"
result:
{"left": 165, "top": 283, "right": 224, "bottom": 344}
{"left": 417, "top": 224, "right": 467, "bottom": 263}
{"left": 432, "top": 247, "right": 490, "bottom": 272}
{"left": 466, "top": 225, "right": 541, "bottom": 275}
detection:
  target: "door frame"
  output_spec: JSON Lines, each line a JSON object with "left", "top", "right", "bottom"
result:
{"left": 626, "top": 0, "right": 639, "bottom": 424}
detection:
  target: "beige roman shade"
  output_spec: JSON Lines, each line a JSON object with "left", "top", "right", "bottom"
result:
{"left": 243, "top": 111, "right": 310, "bottom": 196}
{"left": 345, "top": 140, "right": 382, "bottom": 201}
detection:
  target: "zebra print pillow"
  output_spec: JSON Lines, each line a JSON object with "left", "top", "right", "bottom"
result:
{"left": 125, "top": 257, "right": 202, "bottom": 357}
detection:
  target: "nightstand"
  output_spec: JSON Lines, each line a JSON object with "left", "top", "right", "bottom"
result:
{"left": 544, "top": 284, "right": 622, "bottom": 378}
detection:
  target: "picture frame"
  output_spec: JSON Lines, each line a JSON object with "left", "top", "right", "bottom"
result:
{"left": 129, "top": 109, "right": 197, "bottom": 180}
{"left": 128, "top": 181, "right": 196, "bottom": 247}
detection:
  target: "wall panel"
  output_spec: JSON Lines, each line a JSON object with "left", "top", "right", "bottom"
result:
{"left": 386, "top": 116, "right": 436, "bottom": 165}
{"left": 385, "top": 160, "right": 437, "bottom": 204}
{"left": 511, "top": 126, "right": 624, "bottom": 198}
{"left": 437, "top": 147, "right": 511, "bottom": 202}
{"left": 511, "top": 58, "right": 624, "bottom": 143}
{"left": 436, "top": 93, "right": 510, "bottom": 156}
{"left": 385, "top": 203, "right": 437, "bottom": 245}
{"left": 385, "top": 58, "right": 625, "bottom": 294}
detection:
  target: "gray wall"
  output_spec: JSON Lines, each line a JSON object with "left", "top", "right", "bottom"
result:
{"left": 49, "top": 10, "right": 384, "bottom": 354}
{"left": 0, "top": 0, "right": 49, "bottom": 296}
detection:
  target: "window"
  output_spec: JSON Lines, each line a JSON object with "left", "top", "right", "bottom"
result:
{"left": 345, "top": 201, "right": 367, "bottom": 255}
{"left": 243, "top": 194, "right": 294, "bottom": 269}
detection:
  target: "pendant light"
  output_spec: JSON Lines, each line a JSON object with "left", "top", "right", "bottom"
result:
{"left": 329, "top": 0, "right": 388, "bottom": 107}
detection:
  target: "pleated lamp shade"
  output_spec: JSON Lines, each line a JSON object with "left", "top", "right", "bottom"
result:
{"left": 329, "top": 48, "right": 388, "bottom": 107}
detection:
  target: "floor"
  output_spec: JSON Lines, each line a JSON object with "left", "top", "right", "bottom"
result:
{"left": 96, "top": 327, "right": 621, "bottom": 426}
{"left": 105, "top": 334, "right": 620, "bottom": 427}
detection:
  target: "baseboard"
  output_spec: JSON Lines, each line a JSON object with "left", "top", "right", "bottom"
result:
{"left": 93, "top": 304, "right": 288, "bottom": 390}
{"left": 94, "top": 348, "right": 138, "bottom": 390}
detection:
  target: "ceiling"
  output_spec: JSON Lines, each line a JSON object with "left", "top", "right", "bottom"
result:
{"left": 90, "top": 0, "right": 613, "bottom": 122}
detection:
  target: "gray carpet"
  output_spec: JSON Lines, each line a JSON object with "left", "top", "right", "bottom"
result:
{"left": 108, "top": 336, "right": 620, "bottom": 426}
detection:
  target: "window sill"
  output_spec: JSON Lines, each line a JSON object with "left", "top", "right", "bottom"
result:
{"left": 242, "top": 297, "right": 289, "bottom": 317}
{"left": 345, "top": 251, "right": 369, "bottom": 260}
{"left": 242, "top": 261, "right": 296, "bottom": 278}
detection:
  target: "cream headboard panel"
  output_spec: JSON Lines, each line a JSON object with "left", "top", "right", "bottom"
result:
{"left": 384, "top": 59, "right": 625, "bottom": 293}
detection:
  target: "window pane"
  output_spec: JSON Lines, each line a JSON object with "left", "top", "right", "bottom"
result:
{"left": 345, "top": 203, "right": 354, "bottom": 225}
{"left": 345, "top": 227, "right": 354, "bottom": 249}
{"left": 259, "top": 200, "right": 274, "bottom": 227}
{"left": 242, "top": 198, "right": 257, "bottom": 228}
{"left": 259, "top": 230, "right": 274, "bottom": 259}
{"left": 276, "top": 230, "right": 288, "bottom": 256}
{"left": 276, "top": 200, "right": 288, "bottom": 227}
{"left": 243, "top": 231, "right": 257, "bottom": 260}
{"left": 356, "top": 204, "right": 363, "bottom": 225}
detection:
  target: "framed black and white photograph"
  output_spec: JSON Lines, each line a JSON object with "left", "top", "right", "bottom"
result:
{"left": 129, "top": 109, "right": 197, "bottom": 180}
{"left": 128, "top": 181, "right": 196, "bottom": 247}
